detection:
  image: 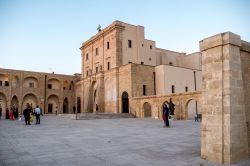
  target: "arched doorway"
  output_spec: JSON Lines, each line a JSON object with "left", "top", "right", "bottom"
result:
{"left": 11, "top": 95, "right": 19, "bottom": 108}
{"left": 77, "top": 97, "right": 81, "bottom": 113}
{"left": 22, "top": 93, "right": 38, "bottom": 110}
{"left": 47, "top": 95, "right": 59, "bottom": 114}
{"left": 63, "top": 98, "right": 69, "bottom": 113}
{"left": 87, "top": 82, "right": 96, "bottom": 113}
{"left": 122, "top": 92, "right": 129, "bottom": 113}
{"left": 0, "top": 93, "right": 7, "bottom": 119}
{"left": 143, "top": 102, "right": 152, "bottom": 117}
{"left": 186, "top": 99, "right": 201, "bottom": 120}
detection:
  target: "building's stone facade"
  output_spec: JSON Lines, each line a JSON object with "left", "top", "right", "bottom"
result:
{"left": 1, "top": 21, "right": 249, "bottom": 164}
{"left": 0, "top": 69, "right": 78, "bottom": 117}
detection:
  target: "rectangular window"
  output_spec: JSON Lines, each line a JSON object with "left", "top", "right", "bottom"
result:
{"left": 143, "top": 85, "right": 146, "bottom": 96}
{"left": 171, "top": 85, "right": 175, "bottom": 94}
{"left": 107, "top": 42, "right": 110, "bottom": 49}
{"left": 0, "top": 81, "right": 2, "bottom": 86}
{"left": 48, "top": 84, "right": 52, "bottom": 89}
{"left": 141, "top": 62, "right": 144, "bottom": 65}
{"left": 4, "top": 81, "right": 9, "bottom": 86}
{"left": 86, "top": 53, "right": 88, "bottom": 61}
{"left": 150, "top": 45, "right": 152, "bottom": 49}
{"left": 96, "top": 66, "right": 98, "bottom": 73}
{"left": 128, "top": 40, "right": 132, "bottom": 48}
{"left": 107, "top": 62, "right": 110, "bottom": 70}
{"left": 185, "top": 86, "right": 188, "bottom": 92}
{"left": 29, "top": 82, "right": 34, "bottom": 88}
{"left": 86, "top": 71, "right": 88, "bottom": 76}
{"left": 96, "top": 48, "right": 98, "bottom": 55}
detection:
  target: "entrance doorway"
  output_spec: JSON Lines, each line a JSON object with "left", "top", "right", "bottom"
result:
{"left": 143, "top": 102, "right": 152, "bottom": 117}
{"left": 63, "top": 98, "right": 69, "bottom": 113}
{"left": 77, "top": 97, "right": 81, "bottom": 113}
{"left": 48, "top": 104, "right": 53, "bottom": 113}
{"left": 122, "top": 91, "right": 129, "bottom": 113}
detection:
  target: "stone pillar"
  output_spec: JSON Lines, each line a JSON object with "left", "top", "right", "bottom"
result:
{"left": 200, "top": 32, "right": 249, "bottom": 164}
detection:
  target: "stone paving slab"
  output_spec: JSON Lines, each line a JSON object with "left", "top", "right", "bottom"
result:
{"left": 0, "top": 116, "right": 250, "bottom": 166}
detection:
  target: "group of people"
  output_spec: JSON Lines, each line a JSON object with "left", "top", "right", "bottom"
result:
{"left": 162, "top": 98, "right": 175, "bottom": 127}
{"left": 23, "top": 103, "right": 41, "bottom": 125}
{"left": 0, "top": 104, "right": 19, "bottom": 120}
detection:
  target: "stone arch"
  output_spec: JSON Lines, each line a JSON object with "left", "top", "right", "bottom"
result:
{"left": 69, "top": 81, "right": 74, "bottom": 90}
{"left": 143, "top": 102, "right": 152, "bottom": 118}
{"left": 63, "top": 97, "right": 69, "bottom": 113}
{"left": 185, "top": 98, "right": 201, "bottom": 120}
{"left": 22, "top": 93, "right": 38, "bottom": 110}
{"left": 23, "top": 76, "right": 39, "bottom": 88}
{"left": 47, "top": 78, "right": 60, "bottom": 90}
{"left": 63, "top": 80, "right": 69, "bottom": 90}
{"left": 12, "top": 75, "right": 20, "bottom": 88}
{"left": 87, "top": 81, "right": 97, "bottom": 113}
{"left": 47, "top": 95, "right": 59, "bottom": 114}
{"left": 0, "top": 92, "right": 7, "bottom": 118}
{"left": 122, "top": 91, "right": 129, "bottom": 113}
{"left": 11, "top": 95, "right": 19, "bottom": 108}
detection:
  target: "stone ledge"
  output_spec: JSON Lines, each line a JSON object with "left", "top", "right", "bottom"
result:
{"left": 200, "top": 32, "right": 241, "bottom": 51}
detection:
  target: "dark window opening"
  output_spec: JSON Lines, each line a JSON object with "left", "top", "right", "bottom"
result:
{"left": 150, "top": 45, "right": 152, "bottom": 49}
{"left": 169, "top": 62, "right": 173, "bottom": 66}
{"left": 171, "top": 85, "right": 175, "bottom": 94}
{"left": 149, "top": 57, "right": 151, "bottom": 61}
{"left": 143, "top": 85, "right": 146, "bottom": 96}
{"left": 128, "top": 40, "right": 132, "bottom": 48}
{"left": 185, "top": 86, "right": 188, "bottom": 92}
{"left": 153, "top": 72, "right": 156, "bottom": 95}
{"left": 4, "top": 81, "right": 9, "bottom": 86}
{"left": 63, "top": 87, "right": 66, "bottom": 90}
{"left": 0, "top": 81, "right": 2, "bottom": 86}
{"left": 86, "top": 53, "right": 89, "bottom": 61}
{"left": 142, "top": 44, "right": 144, "bottom": 47}
{"left": 96, "top": 48, "right": 99, "bottom": 55}
{"left": 96, "top": 66, "right": 98, "bottom": 73}
{"left": 107, "top": 42, "right": 110, "bottom": 49}
{"left": 86, "top": 70, "right": 88, "bottom": 76}
{"left": 48, "top": 84, "right": 52, "bottom": 89}
{"left": 29, "top": 82, "right": 34, "bottom": 88}
{"left": 107, "top": 62, "right": 110, "bottom": 70}
{"left": 141, "top": 62, "right": 144, "bottom": 65}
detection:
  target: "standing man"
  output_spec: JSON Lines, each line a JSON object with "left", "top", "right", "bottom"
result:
{"left": 23, "top": 103, "right": 31, "bottom": 125}
{"left": 169, "top": 98, "right": 175, "bottom": 115}
{"left": 164, "top": 102, "right": 170, "bottom": 127}
{"left": 34, "top": 105, "right": 41, "bottom": 124}
{"left": 0, "top": 104, "right": 2, "bottom": 120}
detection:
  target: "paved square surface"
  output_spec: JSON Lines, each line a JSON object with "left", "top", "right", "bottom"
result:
{"left": 0, "top": 116, "right": 249, "bottom": 166}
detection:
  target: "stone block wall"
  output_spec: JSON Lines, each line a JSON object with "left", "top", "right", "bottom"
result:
{"left": 240, "top": 41, "right": 250, "bottom": 155}
{"left": 200, "top": 32, "right": 249, "bottom": 164}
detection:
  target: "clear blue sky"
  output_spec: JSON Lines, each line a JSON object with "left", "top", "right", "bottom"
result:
{"left": 1, "top": 0, "right": 249, "bottom": 75}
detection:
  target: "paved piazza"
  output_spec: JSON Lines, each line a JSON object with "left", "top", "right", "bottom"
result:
{"left": 0, "top": 116, "right": 249, "bottom": 166}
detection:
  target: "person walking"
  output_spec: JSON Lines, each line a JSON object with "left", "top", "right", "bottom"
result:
{"left": 163, "top": 102, "right": 170, "bottom": 127}
{"left": 23, "top": 103, "right": 31, "bottom": 125}
{"left": 5, "top": 108, "right": 10, "bottom": 119}
{"left": 162, "top": 104, "right": 166, "bottom": 127}
{"left": 0, "top": 104, "right": 2, "bottom": 120}
{"left": 34, "top": 105, "right": 41, "bottom": 124}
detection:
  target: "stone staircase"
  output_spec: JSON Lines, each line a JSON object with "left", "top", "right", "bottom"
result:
{"left": 58, "top": 113, "right": 135, "bottom": 120}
